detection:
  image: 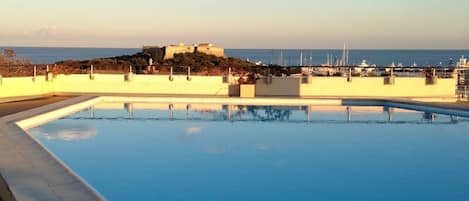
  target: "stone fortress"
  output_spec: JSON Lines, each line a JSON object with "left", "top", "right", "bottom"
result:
{"left": 143, "top": 43, "right": 225, "bottom": 60}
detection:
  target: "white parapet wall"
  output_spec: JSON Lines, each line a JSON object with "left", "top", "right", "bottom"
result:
{"left": 52, "top": 74, "right": 233, "bottom": 96}
{"left": 256, "top": 77, "right": 301, "bottom": 96}
{"left": 256, "top": 76, "right": 457, "bottom": 98}
{"left": 300, "top": 77, "right": 457, "bottom": 97}
{"left": 0, "top": 76, "right": 54, "bottom": 100}
{"left": 0, "top": 74, "right": 459, "bottom": 101}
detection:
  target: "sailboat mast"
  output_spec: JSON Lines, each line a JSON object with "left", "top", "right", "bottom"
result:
{"left": 309, "top": 51, "right": 313, "bottom": 66}
{"left": 300, "top": 51, "right": 303, "bottom": 66}
{"left": 279, "top": 51, "right": 283, "bottom": 66}
{"left": 342, "top": 43, "right": 346, "bottom": 67}
{"left": 345, "top": 48, "right": 350, "bottom": 66}
{"left": 326, "top": 54, "right": 330, "bottom": 66}
{"left": 270, "top": 49, "right": 273, "bottom": 65}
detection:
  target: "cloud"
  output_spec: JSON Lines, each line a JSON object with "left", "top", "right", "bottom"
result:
{"left": 185, "top": 126, "right": 203, "bottom": 136}
{"left": 178, "top": 126, "right": 205, "bottom": 143}
{"left": 35, "top": 26, "right": 58, "bottom": 38}
{"left": 22, "top": 25, "right": 59, "bottom": 39}
{"left": 29, "top": 123, "right": 97, "bottom": 141}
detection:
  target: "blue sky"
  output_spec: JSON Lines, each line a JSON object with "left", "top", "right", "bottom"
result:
{"left": 1, "top": 0, "right": 468, "bottom": 49}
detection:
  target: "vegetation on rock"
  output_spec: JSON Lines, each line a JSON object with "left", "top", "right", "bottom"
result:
{"left": 0, "top": 49, "right": 31, "bottom": 65}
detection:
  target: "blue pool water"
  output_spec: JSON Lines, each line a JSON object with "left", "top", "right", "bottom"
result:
{"left": 28, "top": 103, "right": 469, "bottom": 201}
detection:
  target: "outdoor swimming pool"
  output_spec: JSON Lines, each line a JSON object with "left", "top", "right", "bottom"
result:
{"left": 27, "top": 101, "right": 469, "bottom": 201}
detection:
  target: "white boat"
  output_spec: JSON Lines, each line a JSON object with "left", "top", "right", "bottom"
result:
{"left": 354, "top": 60, "right": 374, "bottom": 74}
{"left": 457, "top": 55, "right": 469, "bottom": 67}
{"left": 357, "top": 60, "right": 369, "bottom": 68}
{"left": 312, "top": 67, "right": 337, "bottom": 76}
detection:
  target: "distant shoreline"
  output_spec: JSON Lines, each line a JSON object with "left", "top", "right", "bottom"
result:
{"left": 1, "top": 47, "right": 468, "bottom": 66}
{"left": 1, "top": 46, "right": 468, "bottom": 51}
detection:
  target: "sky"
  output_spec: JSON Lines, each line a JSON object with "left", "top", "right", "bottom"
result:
{"left": 1, "top": 0, "right": 468, "bottom": 49}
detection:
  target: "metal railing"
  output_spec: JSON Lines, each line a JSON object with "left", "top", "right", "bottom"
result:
{"left": 0, "top": 64, "right": 458, "bottom": 79}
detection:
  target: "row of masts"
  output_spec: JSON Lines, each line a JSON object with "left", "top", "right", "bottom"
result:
{"left": 340, "top": 43, "right": 351, "bottom": 66}
{"left": 260, "top": 46, "right": 467, "bottom": 68}
{"left": 272, "top": 43, "right": 351, "bottom": 67}
{"left": 314, "top": 43, "right": 351, "bottom": 67}
{"left": 299, "top": 51, "right": 313, "bottom": 66}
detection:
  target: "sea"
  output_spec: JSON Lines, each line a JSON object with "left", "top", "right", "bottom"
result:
{"left": 1, "top": 47, "right": 468, "bottom": 67}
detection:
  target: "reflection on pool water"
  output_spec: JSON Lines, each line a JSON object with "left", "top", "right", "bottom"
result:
{"left": 28, "top": 102, "right": 469, "bottom": 201}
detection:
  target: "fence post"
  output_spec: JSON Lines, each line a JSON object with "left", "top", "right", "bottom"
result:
{"left": 33, "top": 65, "right": 37, "bottom": 82}
{"left": 46, "top": 65, "right": 53, "bottom": 82}
{"left": 187, "top": 66, "right": 191, "bottom": 81}
{"left": 426, "top": 68, "right": 437, "bottom": 85}
{"left": 347, "top": 67, "right": 352, "bottom": 82}
{"left": 228, "top": 67, "right": 232, "bottom": 83}
{"left": 169, "top": 66, "right": 174, "bottom": 81}
{"left": 125, "top": 65, "right": 133, "bottom": 82}
{"left": 89, "top": 65, "right": 95, "bottom": 80}
{"left": 385, "top": 68, "right": 395, "bottom": 85}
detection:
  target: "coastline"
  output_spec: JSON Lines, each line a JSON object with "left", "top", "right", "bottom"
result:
{"left": 1, "top": 47, "right": 467, "bottom": 66}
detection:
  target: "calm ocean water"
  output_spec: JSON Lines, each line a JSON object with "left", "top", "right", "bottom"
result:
{"left": 1, "top": 47, "right": 468, "bottom": 66}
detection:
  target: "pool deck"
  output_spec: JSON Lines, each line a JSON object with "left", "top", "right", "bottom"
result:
{"left": 0, "top": 95, "right": 468, "bottom": 201}
{"left": 0, "top": 96, "right": 105, "bottom": 201}
{"left": 0, "top": 96, "right": 72, "bottom": 201}
{"left": 0, "top": 96, "right": 73, "bottom": 117}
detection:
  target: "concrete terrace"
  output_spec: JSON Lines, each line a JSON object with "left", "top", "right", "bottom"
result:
{"left": 0, "top": 71, "right": 467, "bottom": 200}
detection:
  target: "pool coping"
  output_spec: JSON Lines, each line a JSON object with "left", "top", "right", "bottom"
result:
{"left": 0, "top": 95, "right": 469, "bottom": 201}
{"left": 0, "top": 96, "right": 105, "bottom": 201}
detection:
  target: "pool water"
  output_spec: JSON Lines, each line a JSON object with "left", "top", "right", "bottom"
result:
{"left": 28, "top": 103, "right": 469, "bottom": 201}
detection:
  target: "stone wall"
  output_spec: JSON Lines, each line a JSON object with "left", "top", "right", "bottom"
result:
{"left": 163, "top": 45, "right": 196, "bottom": 60}
{"left": 196, "top": 44, "right": 225, "bottom": 58}
{"left": 147, "top": 43, "right": 225, "bottom": 60}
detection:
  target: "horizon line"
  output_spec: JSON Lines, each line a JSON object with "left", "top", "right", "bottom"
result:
{"left": 1, "top": 45, "right": 469, "bottom": 51}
